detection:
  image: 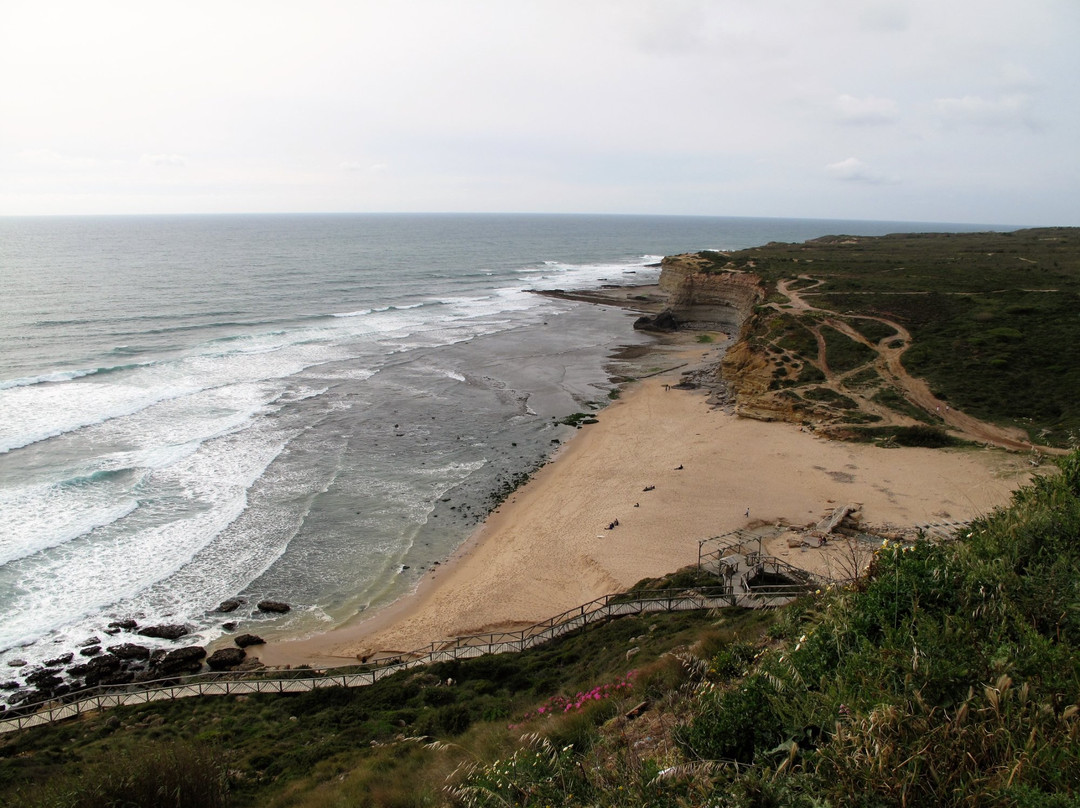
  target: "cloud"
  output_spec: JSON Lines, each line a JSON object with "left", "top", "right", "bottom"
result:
{"left": 140, "top": 154, "right": 186, "bottom": 167}
{"left": 17, "top": 149, "right": 101, "bottom": 170}
{"left": 339, "top": 162, "right": 389, "bottom": 175}
{"left": 833, "top": 94, "right": 899, "bottom": 125}
{"left": 826, "top": 157, "right": 891, "bottom": 184}
{"left": 934, "top": 94, "right": 1036, "bottom": 129}
{"left": 857, "top": 0, "right": 910, "bottom": 32}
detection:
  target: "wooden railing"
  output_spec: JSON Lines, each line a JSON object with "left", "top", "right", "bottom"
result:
{"left": 0, "top": 584, "right": 809, "bottom": 735}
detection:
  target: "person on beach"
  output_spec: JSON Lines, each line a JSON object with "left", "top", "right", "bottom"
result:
{"left": 745, "top": 507, "right": 750, "bottom": 518}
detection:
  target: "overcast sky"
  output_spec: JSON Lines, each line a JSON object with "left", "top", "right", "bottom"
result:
{"left": 2, "top": 0, "right": 1077, "bottom": 224}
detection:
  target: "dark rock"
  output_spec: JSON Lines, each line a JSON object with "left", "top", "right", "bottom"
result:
{"left": 7, "top": 690, "right": 36, "bottom": 707}
{"left": 25, "top": 669, "right": 63, "bottom": 690}
{"left": 78, "top": 636, "right": 101, "bottom": 648}
{"left": 137, "top": 624, "right": 190, "bottom": 641}
{"left": 108, "top": 618, "right": 138, "bottom": 631}
{"left": 82, "top": 654, "right": 123, "bottom": 687}
{"left": 96, "top": 672, "right": 134, "bottom": 687}
{"left": 107, "top": 643, "right": 151, "bottom": 661}
{"left": 66, "top": 663, "right": 91, "bottom": 677}
{"left": 79, "top": 645, "right": 102, "bottom": 657}
{"left": 221, "top": 622, "right": 237, "bottom": 631}
{"left": 633, "top": 310, "right": 680, "bottom": 332}
{"left": 6, "top": 659, "right": 28, "bottom": 668}
{"left": 0, "top": 682, "right": 20, "bottom": 690}
{"left": 206, "top": 647, "right": 246, "bottom": 671}
{"left": 214, "top": 598, "right": 243, "bottom": 613}
{"left": 256, "top": 600, "right": 290, "bottom": 614}
{"left": 152, "top": 646, "right": 206, "bottom": 676}
{"left": 104, "top": 627, "right": 121, "bottom": 635}
{"left": 234, "top": 634, "right": 265, "bottom": 648}
{"left": 44, "top": 653, "right": 74, "bottom": 666}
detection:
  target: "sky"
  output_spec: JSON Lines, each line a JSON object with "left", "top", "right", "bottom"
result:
{"left": 1, "top": 0, "right": 1078, "bottom": 225}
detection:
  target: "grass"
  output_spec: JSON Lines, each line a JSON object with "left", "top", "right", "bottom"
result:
{"left": 820, "top": 325, "right": 876, "bottom": 374}
{"left": 0, "top": 601, "right": 756, "bottom": 808}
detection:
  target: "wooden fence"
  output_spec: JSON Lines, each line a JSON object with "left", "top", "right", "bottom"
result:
{"left": 0, "top": 583, "right": 809, "bottom": 736}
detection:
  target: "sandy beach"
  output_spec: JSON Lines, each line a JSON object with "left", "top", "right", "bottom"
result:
{"left": 257, "top": 339, "right": 1031, "bottom": 668}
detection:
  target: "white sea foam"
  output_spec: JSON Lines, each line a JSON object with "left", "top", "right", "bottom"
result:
{"left": 0, "top": 426, "right": 288, "bottom": 651}
{"left": 0, "top": 368, "right": 97, "bottom": 390}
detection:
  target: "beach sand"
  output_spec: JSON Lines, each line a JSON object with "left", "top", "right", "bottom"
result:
{"left": 256, "top": 340, "right": 1031, "bottom": 668}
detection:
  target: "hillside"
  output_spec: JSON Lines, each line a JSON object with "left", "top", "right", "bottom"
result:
{"left": 672, "top": 228, "right": 1080, "bottom": 449}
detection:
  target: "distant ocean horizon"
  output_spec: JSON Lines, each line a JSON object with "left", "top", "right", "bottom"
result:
{"left": 0, "top": 212, "right": 1014, "bottom": 683}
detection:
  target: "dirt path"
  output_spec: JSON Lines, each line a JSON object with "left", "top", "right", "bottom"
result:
{"left": 774, "top": 278, "right": 1054, "bottom": 454}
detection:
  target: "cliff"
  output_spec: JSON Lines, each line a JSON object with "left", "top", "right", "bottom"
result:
{"left": 657, "top": 254, "right": 763, "bottom": 330}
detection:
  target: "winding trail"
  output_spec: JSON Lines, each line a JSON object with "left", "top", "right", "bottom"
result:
{"left": 774, "top": 278, "right": 1055, "bottom": 454}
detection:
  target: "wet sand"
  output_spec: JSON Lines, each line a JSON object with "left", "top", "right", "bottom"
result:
{"left": 256, "top": 341, "right": 1030, "bottom": 668}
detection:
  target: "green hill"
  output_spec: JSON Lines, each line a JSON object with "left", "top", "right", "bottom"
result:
{"left": 704, "top": 228, "right": 1080, "bottom": 447}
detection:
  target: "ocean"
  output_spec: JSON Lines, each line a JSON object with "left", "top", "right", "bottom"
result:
{"left": 0, "top": 212, "right": 1007, "bottom": 679}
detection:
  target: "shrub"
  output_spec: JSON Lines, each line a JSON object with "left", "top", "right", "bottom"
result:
{"left": 677, "top": 675, "right": 784, "bottom": 764}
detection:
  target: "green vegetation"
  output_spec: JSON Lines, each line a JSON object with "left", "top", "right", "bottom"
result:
{"left": 820, "top": 325, "right": 877, "bottom": 374}
{"left": 870, "top": 386, "right": 935, "bottom": 424}
{"left": 559, "top": 412, "right": 600, "bottom": 427}
{"left": 6, "top": 453, "right": 1080, "bottom": 806}
{"left": 772, "top": 314, "right": 819, "bottom": 360}
{"left": 847, "top": 317, "right": 898, "bottom": 344}
{"left": 801, "top": 386, "right": 858, "bottom": 409}
{"left": 837, "top": 424, "right": 964, "bottom": 447}
{"left": 714, "top": 228, "right": 1080, "bottom": 445}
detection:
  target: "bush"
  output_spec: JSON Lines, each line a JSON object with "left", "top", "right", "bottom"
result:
{"left": 677, "top": 675, "right": 784, "bottom": 764}
{"left": 13, "top": 741, "right": 230, "bottom": 808}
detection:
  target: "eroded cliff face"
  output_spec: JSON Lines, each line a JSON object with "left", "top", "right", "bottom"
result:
{"left": 658, "top": 254, "right": 806, "bottom": 423}
{"left": 721, "top": 340, "right": 803, "bottom": 422}
{"left": 657, "top": 255, "right": 763, "bottom": 330}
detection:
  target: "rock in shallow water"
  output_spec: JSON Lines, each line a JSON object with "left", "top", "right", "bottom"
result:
{"left": 107, "top": 643, "right": 150, "bottom": 660}
{"left": 152, "top": 646, "right": 206, "bottom": 676}
{"left": 257, "top": 600, "right": 290, "bottom": 613}
{"left": 207, "top": 647, "right": 246, "bottom": 671}
{"left": 137, "top": 624, "right": 190, "bottom": 640}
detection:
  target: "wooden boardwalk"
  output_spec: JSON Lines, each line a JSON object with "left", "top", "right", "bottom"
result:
{"left": 5, "top": 522, "right": 964, "bottom": 735}
{"left": 1, "top": 585, "right": 808, "bottom": 735}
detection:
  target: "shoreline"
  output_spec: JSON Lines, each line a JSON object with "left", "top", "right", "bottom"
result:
{"left": 256, "top": 333, "right": 1032, "bottom": 668}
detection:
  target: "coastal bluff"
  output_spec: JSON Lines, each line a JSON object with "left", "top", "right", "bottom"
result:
{"left": 656, "top": 252, "right": 763, "bottom": 330}
{"left": 653, "top": 253, "right": 797, "bottom": 422}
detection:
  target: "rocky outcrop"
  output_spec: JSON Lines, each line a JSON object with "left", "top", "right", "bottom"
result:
{"left": 633, "top": 310, "right": 680, "bottom": 332}
{"left": 107, "top": 643, "right": 151, "bottom": 660}
{"left": 257, "top": 600, "right": 290, "bottom": 614}
{"left": 234, "top": 634, "right": 266, "bottom": 648}
{"left": 721, "top": 340, "right": 803, "bottom": 423}
{"left": 151, "top": 646, "right": 206, "bottom": 676}
{"left": 657, "top": 255, "right": 764, "bottom": 330}
{"left": 138, "top": 624, "right": 190, "bottom": 640}
{"left": 207, "top": 647, "right": 246, "bottom": 671}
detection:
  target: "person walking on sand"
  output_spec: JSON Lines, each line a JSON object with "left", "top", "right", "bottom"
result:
{"left": 745, "top": 507, "right": 750, "bottom": 519}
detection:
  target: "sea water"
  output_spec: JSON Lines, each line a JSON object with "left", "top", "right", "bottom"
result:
{"left": 0, "top": 213, "right": 1005, "bottom": 678}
